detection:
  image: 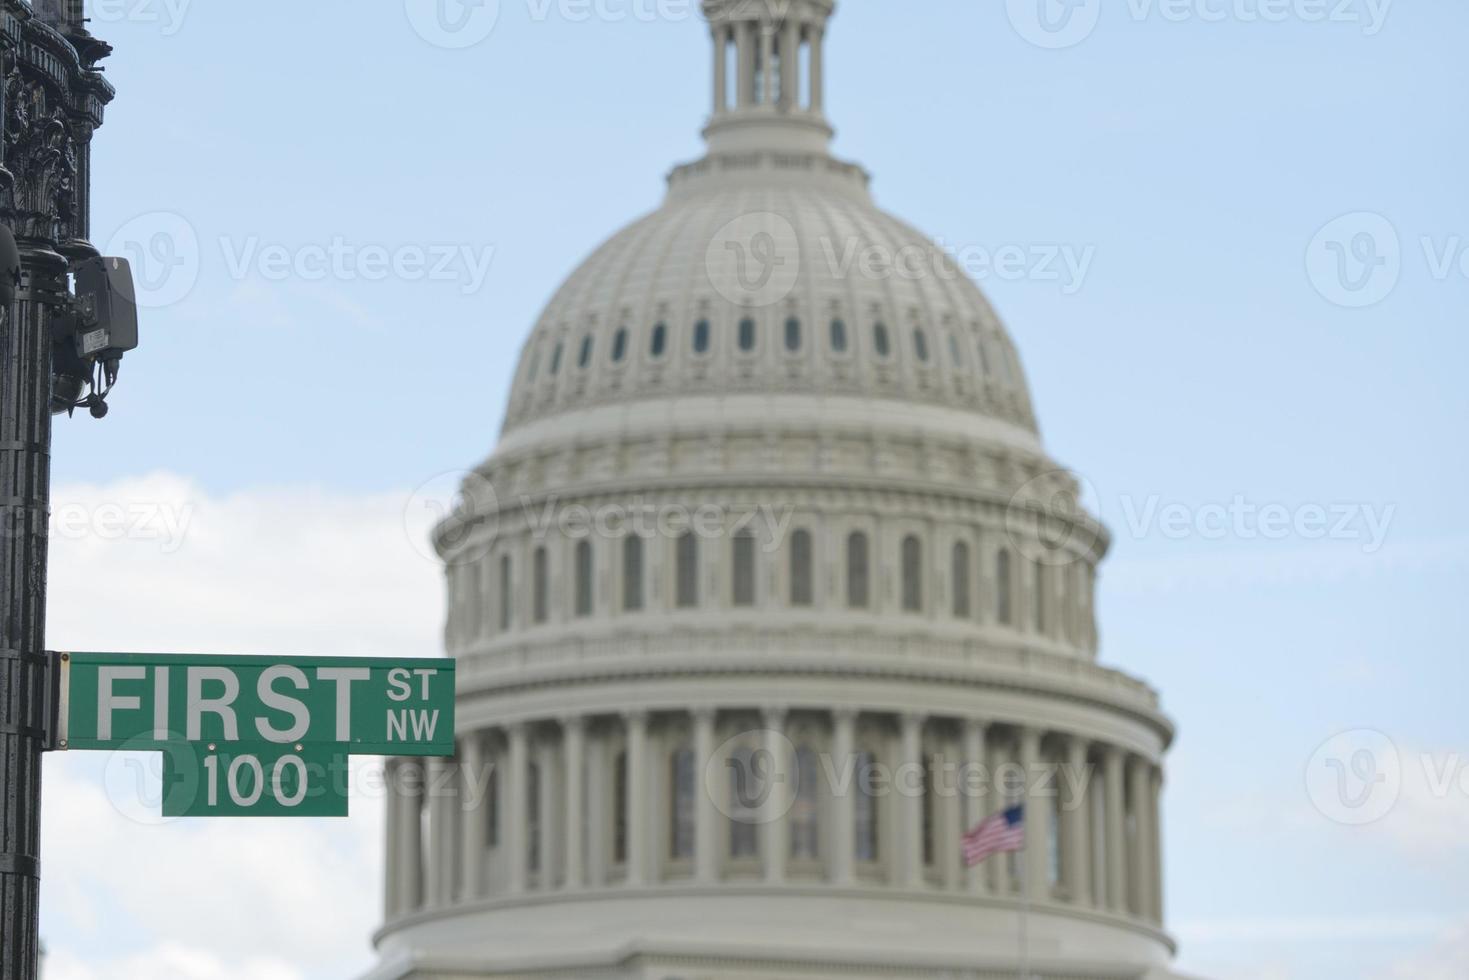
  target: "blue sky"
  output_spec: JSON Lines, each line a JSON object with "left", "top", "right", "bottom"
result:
{"left": 37, "top": 2, "right": 1469, "bottom": 978}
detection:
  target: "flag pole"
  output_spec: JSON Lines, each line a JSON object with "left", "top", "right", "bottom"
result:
{"left": 1019, "top": 836, "right": 1031, "bottom": 980}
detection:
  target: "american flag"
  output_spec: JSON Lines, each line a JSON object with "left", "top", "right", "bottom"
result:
{"left": 962, "top": 804, "right": 1026, "bottom": 867}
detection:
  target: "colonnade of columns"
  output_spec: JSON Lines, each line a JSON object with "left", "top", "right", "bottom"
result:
{"left": 710, "top": 16, "right": 824, "bottom": 116}
{"left": 383, "top": 708, "right": 1165, "bottom": 931}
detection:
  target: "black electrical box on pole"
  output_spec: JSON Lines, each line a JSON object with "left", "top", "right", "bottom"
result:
{"left": 0, "top": 4, "right": 116, "bottom": 978}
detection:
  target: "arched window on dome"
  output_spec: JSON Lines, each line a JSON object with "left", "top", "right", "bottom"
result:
{"left": 854, "top": 748, "right": 880, "bottom": 863}
{"left": 846, "top": 531, "right": 870, "bottom": 609}
{"left": 527, "top": 347, "right": 541, "bottom": 381}
{"left": 790, "top": 528, "right": 813, "bottom": 607}
{"left": 612, "top": 750, "right": 628, "bottom": 865}
{"left": 901, "top": 535, "right": 923, "bottom": 613}
{"left": 611, "top": 327, "right": 628, "bottom": 363}
{"left": 675, "top": 532, "right": 699, "bottom": 608}
{"left": 533, "top": 547, "right": 549, "bottom": 624}
{"left": 669, "top": 745, "right": 696, "bottom": 861}
{"left": 913, "top": 328, "right": 930, "bottom": 363}
{"left": 738, "top": 316, "right": 757, "bottom": 352}
{"left": 1033, "top": 560, "right": 1047, "bottom": 634}
{"left": 731, "top": 531, "right": 756, "bottom": 607}
{"left": 622, "top": 535, "right": 644, "bottom": 612}
{"left": 650, "top": 322, "right": 668, "bottom": 358}
{"left": 727, "top": 742, "right": 760, "bottom": 859}
{"left": 790, "top": 744, "right": 821, "bottom": 862}
{"left": 549, "top": 342, "right": 563, "bottom": 376}
{"left": 784, "top": 316, "right": 802, "bottom": 352}
{"left": 952, "top": 540, "right": 971, "bottom": 618}
{"left": 975, "top": 334, "right": 990, "bottom": 376}
{"left": 996, "top": 548, "right": 1013, "bottom": 625}
{"left": 873, "top": 322, "right": 891, "bottom": 358}
{"left": 830, "top": 318, "right": 848, "bottom": 352}
{"left": 574, "top": 540, "right": 594, "bottom": 617}
{"left": 578, "top": 335, "right": 593, "bottom": 369}
{"left": 692, "top": 318, "right": 711, "bottom": 355}
{"left": 947, "top": 332, "right": 962, "bottom": 365}
{"left": 498, "top": 553, "right": 513, "bottom": 631}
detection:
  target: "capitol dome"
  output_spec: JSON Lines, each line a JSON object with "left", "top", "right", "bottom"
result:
{"left": 368, "top": 2, "right": 1185, "bottom": 977}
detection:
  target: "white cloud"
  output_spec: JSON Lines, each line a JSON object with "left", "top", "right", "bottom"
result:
{"left": 46, "top": 943, "right": 304, "bottom": 980}
{"left": 1387, "top": 922, "right": 1469, "bottom": 979}
{"left": 40, "top": 474, "right": 446, "bottom": 980}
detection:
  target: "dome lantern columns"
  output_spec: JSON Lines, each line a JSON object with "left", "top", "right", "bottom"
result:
{"left": 703, "top": 0, "right": 836, "bottom": 155}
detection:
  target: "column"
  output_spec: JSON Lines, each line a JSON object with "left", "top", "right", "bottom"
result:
{"left": 384, "top": 759, "right": 401, "bottom": 918}
{"left": 990, "top": 735, "right": 1014, "bottom": 895}
{"left": 1151, "top": 767, "right": 1165, "bottom": 924}
{"left": 694, "top": 708, "right": 719, "bottom": 884}
{"left": 779, "top": 18, "right": 800, "bottom": 111}
{"left": 762, "top": 707, "right": 788, "bottom": 883}
{"left": 1018, "top": 727, "right": 1050, "bottom": 899}
{"left": 1129, "top": 757, "right": 1155, "bottom": 919}
{"left": 962, "top": 720, "right": 988, "bottom": 894}
{"left": 587, "top": 727, "right": 607, "bottom": 886}
{"left": 941, "top": 739, "right": 963, "bottom": 891}
{"left": 712, "top": 26, "right": 727, "bottom": 115}
{"left": 537, "top": 740, "right": 557, "bottom": 889}
{"left": 830, "top": 709, "right": 856, "bottom": 885}
{"left": 625, "top": 711, "right": 648, "bottom": 885}
{"left": 738, "top": 22, "right": 757, "bottom": 107}
{"left": 563, "top": 716, "right": 585, "bottom": 890}
{"left": 1103, "top": 748, "right": 1127, "bottom": 913}
{"left": 809, "top": 27, "right": 824, "bottom": 112}
{"left": 760, "top": 23, "right": 775, "bottom": 106}
{"left": 396, "top": 759, "right": 424, "bottom": 914}
{"left": 506, "top": 724, "right": 529, "bottom": 895}
{"left": 460, "top": 733, "right": 486, "bottom": 901}
{"left": 1062, "top": 736, "right": 1091, "bottom": 906}
{"left": 899, "top": 713, "right": 924, "bottom": 888}
{"left": 425, "top": 757, "right": 450, "bottom": 906}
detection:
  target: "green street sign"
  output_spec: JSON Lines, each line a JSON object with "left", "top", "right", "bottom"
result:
{"left": 161, "top": 742, "right": 350, "bottom": 818}
{"left": 60, "top": 652, "right": 456, "bottom": 756}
